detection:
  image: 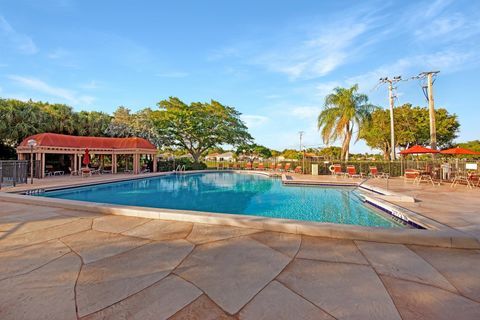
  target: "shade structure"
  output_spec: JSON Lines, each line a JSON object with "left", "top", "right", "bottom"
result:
{"left": 400, "top": 145, "right": 440, "bottom": 155}
{"left": 82, "top": 148, "right": 91, "bottom": 166}
{"left": 440, "top": 147, "right": 479, "bottom": 155}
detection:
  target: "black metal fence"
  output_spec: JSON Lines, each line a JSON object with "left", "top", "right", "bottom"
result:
{"left": 206, "top": 158, "right": 480, "bottom": 178}
{"left": 0, "top": 160, "right": 40, "bottom": 189}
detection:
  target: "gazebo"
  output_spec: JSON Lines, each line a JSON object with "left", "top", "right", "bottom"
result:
{"left": 16, "top": 133, "right": 158, "bottom": 178}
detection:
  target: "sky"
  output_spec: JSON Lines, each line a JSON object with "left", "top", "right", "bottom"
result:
{"left": 1, "top": 0, "right": 480, "bottom": 152}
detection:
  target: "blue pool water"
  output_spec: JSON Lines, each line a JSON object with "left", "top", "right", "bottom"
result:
{"left": 40, "top": 172, "right": 403, "bottom": 228}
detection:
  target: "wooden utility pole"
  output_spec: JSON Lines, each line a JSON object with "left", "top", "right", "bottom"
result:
{"left": 427, "top": 72, "right": 437, "bottom": 150}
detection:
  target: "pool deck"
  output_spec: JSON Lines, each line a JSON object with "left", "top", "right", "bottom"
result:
{"left": 1, "top": 172, "right": 480, "bottom": 319}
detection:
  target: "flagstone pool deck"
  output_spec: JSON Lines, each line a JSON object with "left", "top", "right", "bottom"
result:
{"left": 1, "top": 172, "right": 480, "bottom": 319}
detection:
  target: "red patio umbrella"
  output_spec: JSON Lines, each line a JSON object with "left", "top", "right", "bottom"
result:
{"left": 82, "top": 148, "right": 91, "bottom": 167}
{"left": 440, "top": 147, "right": 479, "bottom": 155}
{"left": 400, "top": 145, "right": 440, "bottom": 155}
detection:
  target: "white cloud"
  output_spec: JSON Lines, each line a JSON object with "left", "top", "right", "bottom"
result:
{"left": 0, "top": 16, "right": 38, "bottom": 55}
{"left": 155, "top": 71, "right": 189, "bottom": 78}
{"left": 241, "top": 115, "right": 269, "bottom": 128}
{"left": 255, "top": 23, "right": 368, "bottom": 80}
{"left": 9, "top": 75, "right": 95, "bottom": 106}
{"left": 291, "top": 106, "right": 321, "bottom": 119}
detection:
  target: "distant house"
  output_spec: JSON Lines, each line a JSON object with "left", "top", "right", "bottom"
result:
{"left": 206, "top": 152, "right": 234, "bottom": 162}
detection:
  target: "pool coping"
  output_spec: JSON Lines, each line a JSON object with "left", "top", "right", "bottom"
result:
{"left": 1, "top": 170, "right": 478, "bottom": 249}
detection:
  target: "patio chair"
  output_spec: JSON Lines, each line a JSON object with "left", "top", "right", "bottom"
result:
{"left": 81, "top": 168, "right": 91, "bottom": 177}
{"left": 227, "top": 162, "right": 234, "bottom": 170}
{"left": 233, "top": 163, "right": 240, "bottom": 170}
{"left": 257, "top": 163, "right": 265, "bottom": 170}
{"left": 284, "top": 163, "right": 291, "bottom": 172}
{"left": 217, "top": 163, "right": 224, "bottom": 170}
{"left": 276, "top": 163, "right": 283, "bottom": 171}
{"left": 245, "top": 162, "right": 253, "bottom": 170}
{"left": 368, "top": 166, "right": 389, "bottom": 179}
{"left": 346, "top": 165, "right": 364, "bottom": 178}
{"left": 294, "top": 166, "right": 302, "bottom": 174}
{"left": 451, "top": 171, "right": 474, "bottom": 189}
{"left": 404, "top": 169, "right": 421, "bottom": 184}
{"left": 68, "top": 167, "right": 78, "bottom": 176}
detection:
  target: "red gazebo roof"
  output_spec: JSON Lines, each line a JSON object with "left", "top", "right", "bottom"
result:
{"left": 399, "top": 145, "right": 440, "bottom": 155}
{"left": 18, "top": 133, "right": 156, "bottom": 150}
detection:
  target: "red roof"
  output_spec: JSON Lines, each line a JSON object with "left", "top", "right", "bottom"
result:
{"left": 19, "top": 133, "right": 156, "bottom": 150}
{"left": 399, "top": 145, "right": 440, "bottom": 155}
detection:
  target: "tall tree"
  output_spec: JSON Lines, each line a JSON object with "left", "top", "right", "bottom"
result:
{"left": 317, "top": 84, "right": 376, "bottom": 161}
{"left": 153, "top": 97, "right": 252, "bottom": 162}
{"left": 360, "top": 104, "right": 460, "bottom": 159}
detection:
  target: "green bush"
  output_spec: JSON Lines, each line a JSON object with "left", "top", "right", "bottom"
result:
{"left": 156, "top": 159, "right": 207, "bottom": 172}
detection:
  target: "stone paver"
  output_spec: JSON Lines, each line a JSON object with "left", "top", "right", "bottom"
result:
{"left": 356, "top": 241, "right": 456, "bottom": 292}
{"left": 0, "top": 239, "right": 70, "bottom": 280}
{"left": 0, "top": 252, "right": 81, "bottom": 320}
{"left": 169, "top": 295, "right": 235, "bottom": 320}
{"left": 382, "top": 275, "right": 480, "bottom": 320}
{"left": 92, "top": 215, "right": 150, "bottom": 234}
{"left": 61, "top": 229, "right": 149, "bottom": 263}
{"left": 250, "top": 231, "right": 301, "bottom": 257}
{"left": 76, "top": 240, "right": 193, "bottom": 317}
{"left": 83, "top": 275, "right": 202, "bottom": 320}
{"left": 175, "top": 236, "right": 291, "bottom": 314}
{"left": 297, "top": 236, "right": 368, "bottom": 264}
{"left": 278, "top": 259, "right": 401, "bottom": 320}
{"left": 0, "top": 216, "right": 76, "bottom": 235}
{"left": 409, "top": 245, "right": 480, "bottom": 302}
{"left": 0, "top": 218, "right": 91, "bottom": 252}
{"left": 186, "top": 223, "right": 259, "bottom": 244}
{"left": 123, "top": 219, "right": 193, "bottom": 241}
{"left": 240, "top": 280, "right": 334, "bottom": 320}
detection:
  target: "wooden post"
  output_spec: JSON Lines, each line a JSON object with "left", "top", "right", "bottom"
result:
{"left": 153, "top": 155, "right": 157, "bottom": 172}
{"left": 112, "top": 154, "right": 117, "bottom": 174}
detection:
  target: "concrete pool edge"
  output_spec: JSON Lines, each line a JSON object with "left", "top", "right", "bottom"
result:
{"left": 1, "top": 191, "right": 478, "bottom": 249}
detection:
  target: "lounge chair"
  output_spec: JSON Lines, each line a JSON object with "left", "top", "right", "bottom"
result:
{"left": 346, "top": 165, "right": 364, "bottom": 178}
{"left": 245, "top": 162, "right": 253, "bottom": 170}
{"left": 294, "top": 166, "right": 302, "bottom": 174}
{"left": 332, "top": 164, "right": 345, "bottom": 177}
{"left": 257, "top": 163, "right": 265, "bottom": 170}
{"left": 276, "top": 163, "right": 283, "bottom": 171}
{"left": 284, "top": 163, "right": 291, "bottom": 172}
{"left": 369, "top": 166, "right": 389, "bottom": 179}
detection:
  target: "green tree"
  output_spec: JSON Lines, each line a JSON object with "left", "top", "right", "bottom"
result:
{"left": 318, "top": 84, "right": 376, "bottom": 161}
{"left": 281, "top": 149, "right": 302, "bottom": 160}
{"left": 360, "top": 104, "right": 460, "bottom": 159}
{"left": 74, "top": 111, "right": 112, "bottom": 136}
{"left": 235, "top": 143, "right": 272, "bottom": 161}
{"left": 318, "top": 146, "right": 342, "bottom": 160}
{"left": 458, "top": 140, "right": 480, "bottom": 152}
{"left": 153, "top": 97, "right": 252, "bottom": 162}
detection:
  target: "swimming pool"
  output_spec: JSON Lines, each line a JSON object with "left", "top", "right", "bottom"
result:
{"left": 39, "top": 172, "right": 403, "bottom": 228}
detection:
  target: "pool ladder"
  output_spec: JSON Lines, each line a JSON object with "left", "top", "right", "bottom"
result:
{"left": 175, "top": 165, "right": 186, "bottom": 173}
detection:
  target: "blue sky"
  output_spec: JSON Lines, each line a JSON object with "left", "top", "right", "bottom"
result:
{"left": 1, "top": 0, "right": 479, "bottom": 152}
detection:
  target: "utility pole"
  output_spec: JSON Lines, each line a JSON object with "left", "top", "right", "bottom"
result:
{"left": 412, "top": 71, "right": 440, "bottom": 151}
{"left": 299, "top": 131, "right": 304, "bottom": 174}
{"left": 378, "top": 76, "right": 402, "bottom": 160}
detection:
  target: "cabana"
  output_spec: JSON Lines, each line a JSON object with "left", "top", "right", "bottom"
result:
{"left": 16, "top": 133, "right": 158, "bottom": 178}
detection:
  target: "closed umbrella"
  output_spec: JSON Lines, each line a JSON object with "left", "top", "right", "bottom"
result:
{"left": 83, "top": 148, "right": 91, "bottom": 167}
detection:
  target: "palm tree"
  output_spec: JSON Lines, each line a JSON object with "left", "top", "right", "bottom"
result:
{"left": 317, "top": 84, "right": 376, "bottom": 161}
